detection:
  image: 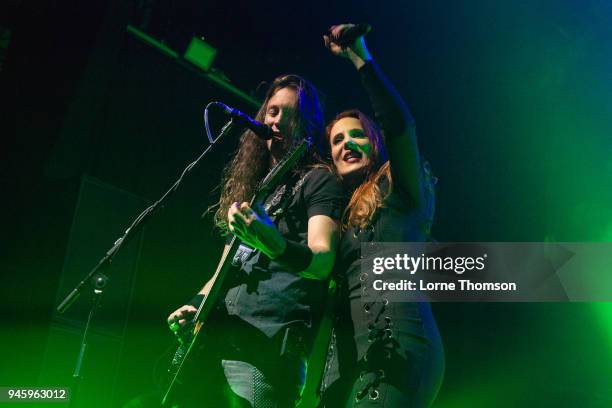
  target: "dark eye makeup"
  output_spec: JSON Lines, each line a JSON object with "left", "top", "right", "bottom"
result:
{"left": 332, "top": 134, "right": 344, "bottom": 145}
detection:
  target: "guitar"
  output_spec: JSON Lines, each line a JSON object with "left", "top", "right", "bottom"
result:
{"left": 162, "top": 139, "right": 309, "bottom": 407}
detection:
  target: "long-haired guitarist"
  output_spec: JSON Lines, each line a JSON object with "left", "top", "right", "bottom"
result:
{"left": 167, "top": 74, "right": 343, "bottom": 407}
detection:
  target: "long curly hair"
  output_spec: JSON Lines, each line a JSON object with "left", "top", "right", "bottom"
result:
{"left": 326, "top": 109, "right": 435, "bottom": 232}
{"left": 213, "top": 74, "right": 324, "bottom": 233}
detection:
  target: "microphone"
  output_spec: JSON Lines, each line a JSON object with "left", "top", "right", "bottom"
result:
{"left": 329, "top": 23, "right": 371, "bottom": 48}
{"left": 218, "top": 102, "right": 274, "bottom": 140}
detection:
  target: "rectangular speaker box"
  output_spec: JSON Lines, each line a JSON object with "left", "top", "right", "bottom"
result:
{"left": 39, "top": 174, "right": 148, "bottom": 407}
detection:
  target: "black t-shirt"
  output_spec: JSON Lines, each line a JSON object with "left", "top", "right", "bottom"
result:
{"left": 223, "top": 167, "right": 344, "bottom": 341}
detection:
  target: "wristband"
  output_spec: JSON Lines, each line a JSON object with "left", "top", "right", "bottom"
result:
{"left": 274, "top": 240, "right": 313, "bottom": 272}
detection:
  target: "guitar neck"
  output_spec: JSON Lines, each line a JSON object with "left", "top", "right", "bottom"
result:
{"left": 193, "top": 140, "right": 308, "bottom": 324}
{"left": 192, "top": 235, "right": 239, "bottom": 323}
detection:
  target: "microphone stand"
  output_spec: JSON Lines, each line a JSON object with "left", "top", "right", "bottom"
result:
{"left": 57, "top": 118, "right": 237, "bottom": 407}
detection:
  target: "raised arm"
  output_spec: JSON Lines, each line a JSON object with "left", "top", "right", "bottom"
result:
{"left": 325, "top": 24, "right": 424, "bottom": 207}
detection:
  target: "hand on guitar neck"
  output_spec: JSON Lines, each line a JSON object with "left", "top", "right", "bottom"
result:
{"left": 167, "top": 305, "right": 198, "bottom": 344}
{"left": 166, "top": 244, "right": 231, "bottom": 343}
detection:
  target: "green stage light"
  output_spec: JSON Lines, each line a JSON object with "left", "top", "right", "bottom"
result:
{"left": 184, "top": 37, "right": 217, "bottom": 72}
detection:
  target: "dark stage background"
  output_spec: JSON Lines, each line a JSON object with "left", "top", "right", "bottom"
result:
{"left": 1, "top": 0, "right": 611, "bottom": 406}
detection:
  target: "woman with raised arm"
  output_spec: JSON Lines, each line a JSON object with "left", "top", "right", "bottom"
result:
{"left": 318, "top": 24, "right": 444, "bottom": 407}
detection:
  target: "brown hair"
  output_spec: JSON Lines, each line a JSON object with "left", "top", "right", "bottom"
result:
{"left": 327, "top": 109, "right": 436, "bottom": 234}
{"left": 213, "top": 75, "right": 324, "bottom": 232}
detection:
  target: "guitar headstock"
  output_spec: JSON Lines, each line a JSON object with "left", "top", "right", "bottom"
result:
{"left": 256, "top": 139, "right": 310, "bottom": 196}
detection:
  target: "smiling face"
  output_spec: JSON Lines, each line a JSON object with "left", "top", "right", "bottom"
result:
{"left": 329, "top": 116, "right": 372, "bottom": 180}
{"left": 263, "top": 87, "right": 298, "bottom": 163}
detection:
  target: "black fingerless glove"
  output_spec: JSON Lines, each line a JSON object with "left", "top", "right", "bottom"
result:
{"left": 359, "top": 60, "right": 415, "bottom": 137}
